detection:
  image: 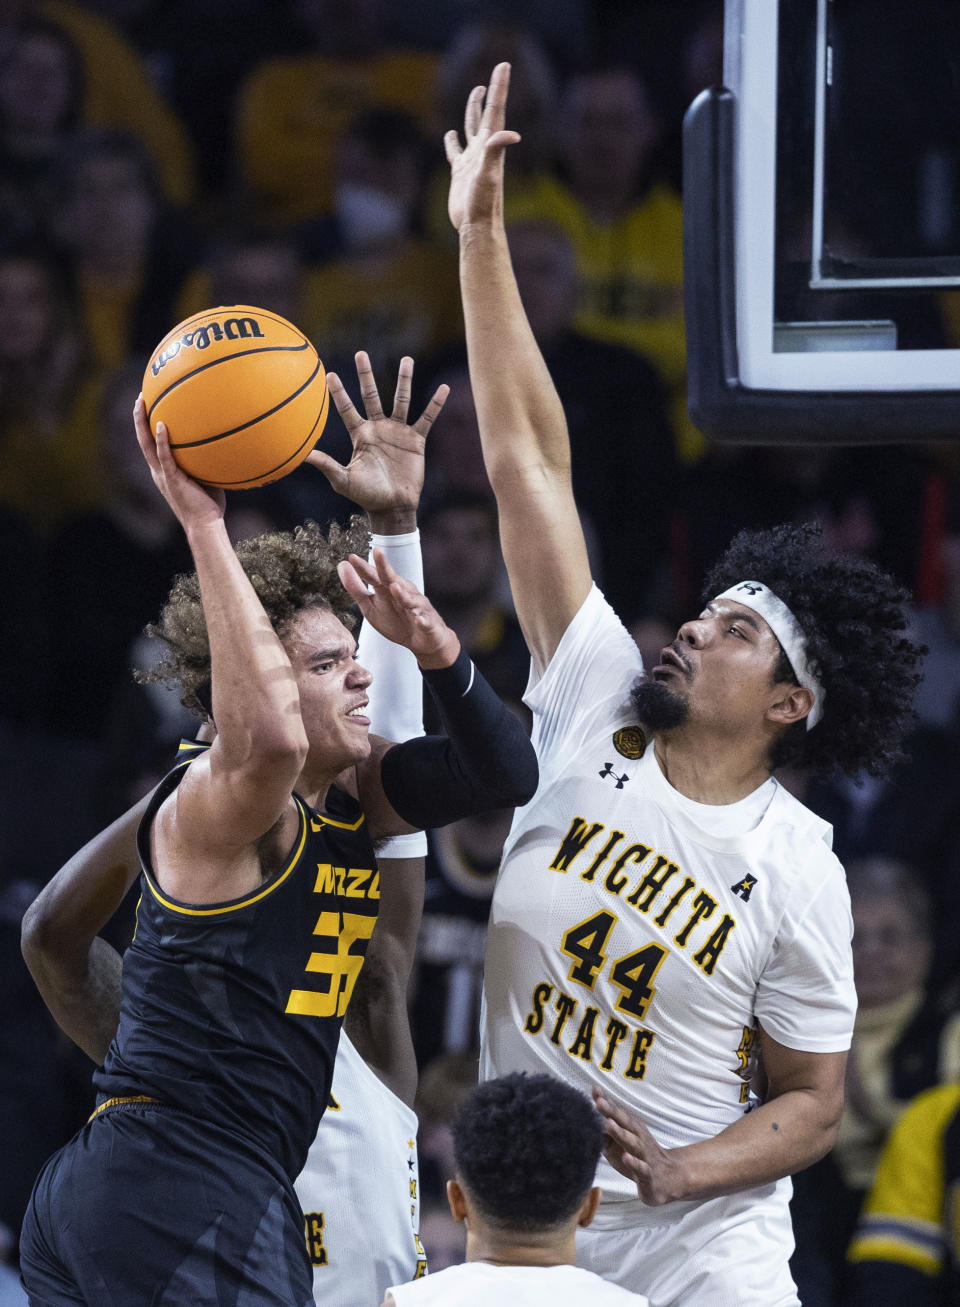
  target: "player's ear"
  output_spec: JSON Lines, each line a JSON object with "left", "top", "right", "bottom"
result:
{"left": 446, "top": 1177, "right": 468, "bottom": 1223}
{"left": 766, "top": 684, "right": 814, "bottom": 728}
{"left": 577, "top": 1186, "right": 602, "bottom": 1228}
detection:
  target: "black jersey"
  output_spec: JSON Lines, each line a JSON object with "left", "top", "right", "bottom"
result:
{"left": 94, "top": 741, "right": 380, "bottom": 1180}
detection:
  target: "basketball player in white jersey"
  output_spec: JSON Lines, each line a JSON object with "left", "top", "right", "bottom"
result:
{"left": 443, "top": 65, "right": 925, "bottom": 1306}
{"left": 384, "top": 1073, "right": 649, "bottom": 1306}
{"left": 20, "top": 355, "right": 445, "bottom": 1304}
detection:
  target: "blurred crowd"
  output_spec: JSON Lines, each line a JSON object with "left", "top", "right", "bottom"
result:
{"left": 2, "top": 1, "right": 960, "bottom": 1303}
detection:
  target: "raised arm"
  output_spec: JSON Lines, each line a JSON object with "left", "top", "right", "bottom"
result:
{"left": 134, "top": 401, "right": 307, "bottom": 902}
{"left": 310, "top": 351, "right": 538, "bottom": 841}
{"left": 446, "top": 62, "right": 593, "bottom": 673}
{"left": 21, "top": 799, "right": 147, "bottom": 1064}
{"left": 309, "top": 351, "right": 437, "bottom": 1105}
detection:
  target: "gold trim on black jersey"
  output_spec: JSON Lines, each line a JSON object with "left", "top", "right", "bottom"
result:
{"left": 142, "top": 792, "right": 309, "bottom": 917}
{"left": 309, "top": 811, "right": 366, "bottom": 833}
{"left": 88, "top": 1095, "right": 158, "bottom": 1122}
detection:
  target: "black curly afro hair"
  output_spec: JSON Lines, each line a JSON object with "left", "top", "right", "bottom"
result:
{"left": 452, "top": 1072, "right": 603, "bottom": 1232}
{"left": 136, "top": 514, "right": 370, "bottom": 717}
{"left": 702, "top": 521, "right": 924, "bottom": 779}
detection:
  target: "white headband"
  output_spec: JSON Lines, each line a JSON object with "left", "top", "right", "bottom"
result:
{"left": 716, "top": 582, "right": 824, "bottom": 730}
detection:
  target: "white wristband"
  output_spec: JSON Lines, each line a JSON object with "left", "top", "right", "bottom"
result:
{"left": 378, "top": 830, "right": 428, "bottom": 859}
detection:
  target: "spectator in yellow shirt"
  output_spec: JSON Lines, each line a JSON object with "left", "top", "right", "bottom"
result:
{"left": 234, "top": 0, "right": 437, "bottom": 226}
{"left": 847, "top": 1082, "right": 960, "bottom": 1305}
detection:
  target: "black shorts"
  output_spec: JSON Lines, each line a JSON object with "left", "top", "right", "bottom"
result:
{"left": 19, "top": 1098, "right": 313, "bottom": 1307}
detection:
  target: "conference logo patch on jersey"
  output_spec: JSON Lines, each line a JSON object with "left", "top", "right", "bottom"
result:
{"left": 613, "top": 726, "right": 646, "bottom": 759}
{"left": 599, "top": 762, "right": 630, "bottom": 789}
{"left": 731, "top": 873, "right": 758, "bottom": 902}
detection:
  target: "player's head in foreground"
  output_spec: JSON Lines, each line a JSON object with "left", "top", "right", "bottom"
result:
{"left": 137, "top": 514, "right": 374, "bottom": 767}
{"left": 631, "top": 521, "right": 924, "bottom": 780}
{"left": 448, "top": 1072, "right": 604, "bottom": 1262}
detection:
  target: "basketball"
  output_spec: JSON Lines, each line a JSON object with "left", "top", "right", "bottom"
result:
{"left": 141, "top": 305, "right": 329, "bottom": 489}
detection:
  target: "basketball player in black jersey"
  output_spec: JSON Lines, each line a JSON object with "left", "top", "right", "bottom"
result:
{"left": 19, "top": 356, "right": 538, "bottom": 1306}
{"left": 22, "top": 353, "right": 463, "bottom": 1303}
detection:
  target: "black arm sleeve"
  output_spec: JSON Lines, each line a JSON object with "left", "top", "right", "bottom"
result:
{"left": 379, "top": 648, "right": 538, "bottom": 830}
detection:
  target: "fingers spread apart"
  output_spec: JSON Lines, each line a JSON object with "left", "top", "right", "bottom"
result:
{"left": 413, "top": 383, "right": 450, "bottom": 438}
{"left": 327, "top": 370, "right": 362, "bottom": 432}
{"left": 354, "top": 350, "right": 384, "bottom": 420}
{"left": 392, "top": 355, "right": 413, "bottom": 423}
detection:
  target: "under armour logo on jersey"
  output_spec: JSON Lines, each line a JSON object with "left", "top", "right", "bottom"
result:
{"left": 736, "top": 583, "right": 764, "bottom": 596}
{"left": 599, "top": 762, "right": 629, "bottom": 789}
{"left": 731, "top": 873, "right": 758, "bottom": 901}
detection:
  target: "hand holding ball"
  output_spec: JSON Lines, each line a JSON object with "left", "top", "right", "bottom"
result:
{"left": 141, "top": 306, "right": 329, "bottom": 488}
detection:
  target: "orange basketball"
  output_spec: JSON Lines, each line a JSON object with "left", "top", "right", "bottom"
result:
{"left": 141, "top": 305, "right": 329, "bottom": 489}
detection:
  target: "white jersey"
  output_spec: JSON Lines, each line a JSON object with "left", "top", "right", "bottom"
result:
{"left": 386, "top": 1260, "right": 649, "bottom": 1305}
{"left": 296, "top": 1032, "right": 426, "bottom": 1305}
{"left": 480, "top": 585, "right": 856, "bottom": 1203}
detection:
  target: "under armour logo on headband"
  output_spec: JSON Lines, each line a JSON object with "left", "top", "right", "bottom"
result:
{"left": 736, "top": 583, "right": 764, "bottom": 596}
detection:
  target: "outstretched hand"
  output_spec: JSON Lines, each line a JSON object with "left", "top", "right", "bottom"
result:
{"left": 338, "top": 549, "right": 459, "bottom": 670}
{"left": 593, "top": 1090, "right": 687, "bottom": 1207}
{"left": 445, "top": 61, "right": 521, "bottom": 232}
{"left": 133, "top": 396, "right": 225, "bottom": 532}
{"left": 307, "top": 352, "right": 448, "bottom": 523}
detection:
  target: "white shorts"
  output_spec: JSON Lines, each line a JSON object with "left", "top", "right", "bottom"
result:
{"left": 576, "top": 1178, "right": 799, "bottom": 1307}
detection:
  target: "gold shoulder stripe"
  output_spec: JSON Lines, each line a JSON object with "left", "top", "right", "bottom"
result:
{"left": 144, "top": 798, "right": 309, "bottom": 916}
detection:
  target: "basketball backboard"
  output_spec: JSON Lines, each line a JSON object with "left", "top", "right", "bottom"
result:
{"left": 684, "top": 0, "right": 960, "bottom": 442}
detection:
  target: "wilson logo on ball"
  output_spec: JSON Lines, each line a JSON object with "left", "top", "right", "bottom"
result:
{"left": 150, "top": 317, "right": 266, "bottom": 376}
{"left": 142, "top": 305, "right": 329, "bottom": 490}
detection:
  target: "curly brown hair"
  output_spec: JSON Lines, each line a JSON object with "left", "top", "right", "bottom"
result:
{"left": 701, "top": 521, "right": 925, "bottom": 779}
{"left": 136, "top": 515, "right": 371, "bottom": 716}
